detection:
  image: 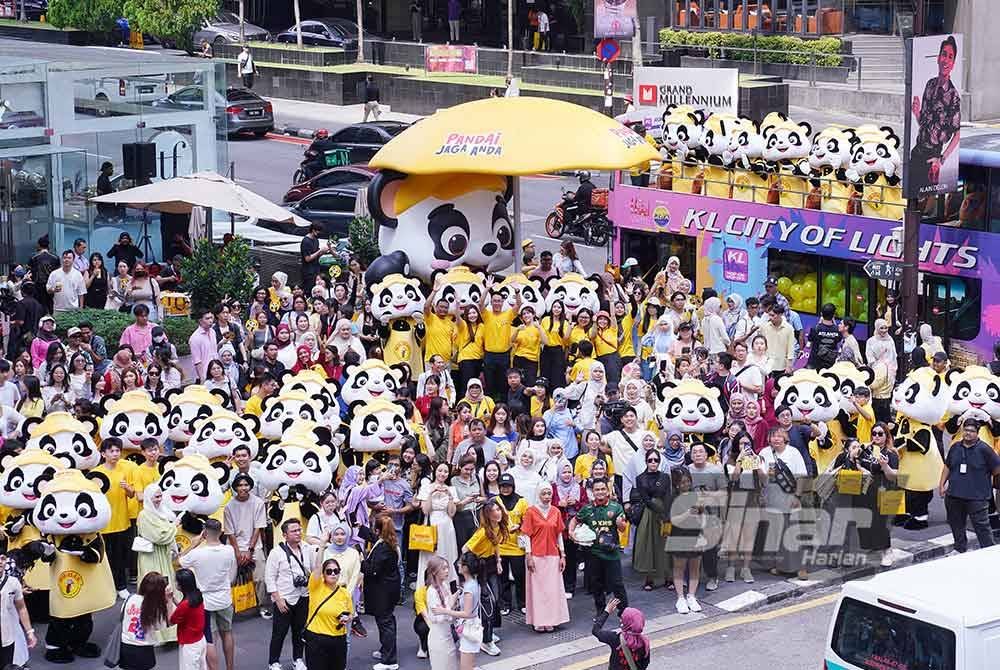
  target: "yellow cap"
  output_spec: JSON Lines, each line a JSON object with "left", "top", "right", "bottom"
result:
{"left": 42, "top": 469, "right": 103, "bottom": 495}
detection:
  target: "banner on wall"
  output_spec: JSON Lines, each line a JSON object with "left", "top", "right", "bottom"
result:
{"left": 629, "top": 67, "right": 738, "bottom": 136}
{"left": 425, "top": 45, "right": 477, "bottom": 74}
{"left": 903, "top": 33, "right": 962, "bottom": 198}
{"left": 594, "top": 0, "right": 637, "bottom": 38}
{"left": 0, "top": 1, "right": 14, "bottom": 18}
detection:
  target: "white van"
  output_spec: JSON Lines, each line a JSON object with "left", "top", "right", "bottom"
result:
{"left": 824, "top": 545, "right": 1000, "bottom": 670}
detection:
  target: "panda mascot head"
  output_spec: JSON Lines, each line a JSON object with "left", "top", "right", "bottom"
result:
{"left": 775, "top": 369, "right": 841, "bottom": 423}
{"left": 281, "top": 420, "right": 341, "bottom": 475}
{"left": 660, "top": 104, "right": 705, "bottom": 157}
{"left": 366, "top": 170, "right": 515, "bottom": 284}
{"left": 496, "top": 273, "right": 546, "bottom": 316}
{"left": 260, "top": 389, "right": 325, "bottom": 440}
{"left": 846, "top": 125, "right": 901, "bottom": 182}
{"left": 0, "top": 449, "right": 66, "bottom": 512}
{"left": 158, "top": 453, "right": 229, "bottom": 518}
{"left": 821, "top": 361, "right": 875, "bottom": 415}
{"left": 23, "top": 411, "right": 101, "bottom": 470}
{"left": 186, "top": 408, "right": 262, "bottom": 462}
{"left": 545, "top": 273, "right": 601, "bottom": 320}
{"left": 35, "top": 469, "right": 112, "bottom": 537}
{"left": 702, "top": 113, "right": 739, "bottom": 165}
{"left": 431, "top": 266, "right": 486, "bottom": 316}
{"left": 808, "top": 126, "right": 858, "bottom": 174}
{"left": 893, "top": 367, "right": 949, "bottom": 492}
{"left": 654, "top": 379, "right": 724, "bottom": 436}
{"left": 258, "top": 435, "right": 335, "bottom": 497}
{"left": 97, "top": 391, "right": 169, "bottom": 455}
{"left": 163, "top": 384, "right": 228, "bottom": 444}
{"left": 280, "top": 369, "right": 343, "bottom": 432}
{"left": 947, "top": 365, "right": 1000, "bottom": 424}
{"left": 370, "top": 273, "right": 425, "bottom": 324}
{"left": 762, "top": 117, "right": 812, "bottom": 168}
{"left": 348, "top": 399, "right": 411, "bottom": 453}
{"left": 728, "top": 116, "right": 765, "bottom": 167}
{"left": 341, "top": 359, "right": 406, "bottom": 407}
{"left": 893, "top": 367, "right": 951, "bottom": 426}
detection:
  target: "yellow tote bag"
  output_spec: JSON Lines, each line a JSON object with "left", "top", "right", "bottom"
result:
{"left": 409, "top": 523, "right": 438, "bottom": 552}
{"left": 878, "top": 489, "right": 906, "bottom": 516}
{"left": 231, "top": 569, "right": 257, "bottom": 614}
{"left": 618, "top": 521, "right": 630, "bottom": 549}
{"left": 836, "top": 469, "right": 863, "bottom": 496}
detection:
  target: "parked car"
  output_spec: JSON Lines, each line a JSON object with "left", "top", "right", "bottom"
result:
{"left": 309, "top": 121, "right": 409, "bottom": 167}
{"left": 16, "top": 0, "right": 47, "bottom": 20}
{"left": 261, "top": 184, "right": 365, "bottom": 238}
{"left": 74, "top": 74, "right": 169, "bottom": 117}
{"left": 151, "top": 87, "right": 273, "bottom": 137}
{"left": 274, "top": 18, "right": 372, "bottom": 49}
{"left": 282, "top": 165, "right": 375, "bottom": 203}
{"left": 193, "top": 11, "right": 271, "bottom": 46}
{"left": 0, "top": 109, "right": 45, "bottom": 130}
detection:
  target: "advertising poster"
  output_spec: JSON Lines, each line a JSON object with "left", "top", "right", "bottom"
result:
{"left": 594, "top": 0, "right": 637, "bottom": 38}
{"left": 904, "top": 33, "right": 962, "bottom": 198}
{"left": 629, "top": 66, "right": 738, "bottom": 136}
{"left": 425, "top": 45, "right": 477, "bottom": 74}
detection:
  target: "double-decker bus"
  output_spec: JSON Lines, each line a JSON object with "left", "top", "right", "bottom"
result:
{"left": 607, "top": 127, "right": 1000, "bottom": 366}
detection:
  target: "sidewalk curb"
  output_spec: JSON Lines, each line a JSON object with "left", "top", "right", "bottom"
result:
{"left": 276, "top": 125, "right": 317, "bottom": 139}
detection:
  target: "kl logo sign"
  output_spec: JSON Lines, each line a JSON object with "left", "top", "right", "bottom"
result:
{"left": 638, "top": 84, "right": 657, "bottom": 105}
{"left": 723, "top": 248, "right": 749, "bottom": 282}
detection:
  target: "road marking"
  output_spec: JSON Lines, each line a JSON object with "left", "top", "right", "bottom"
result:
{"left": 556, "top": 593, "right": 839, "bottom": 670}
{"left": 265, "top": 133, "right": 311, "bottom": 145}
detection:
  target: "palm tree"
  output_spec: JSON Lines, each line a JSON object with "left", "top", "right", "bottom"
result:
{"left": 356, "top": 0, "right": 365, "bottom": 63}
{"left": 293, "top": 0, "right": 303, "bottom": 48}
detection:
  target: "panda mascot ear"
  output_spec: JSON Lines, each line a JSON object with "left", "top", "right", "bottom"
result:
{"left": 312, "top": 426, "right": 334, "bottom": 448}
{"left": 859, "top": 366, "right": 876, "bottom": 387}
{"left": 211, "top": 461, "right": 232, "bottom": 486}
{"left": 152, "top": 398, "right": 171, "bottom": 415}
{"left": 0, "top": 454, "right": 15, "bottom": 471}
{"left": 79, "top": 415, "right": 100, "bottom": 438}
{"left": 97, "top": 394, "right": 118, "bottom": 417}
{"left": 158, "top": 455, "right": 179, "bottom": 473}
{"left": 241, "top": 414, "right": 261, "bottom": 436}
{"left": 367, "top": 169, "right": 407, "bottom": 228}
{"left": 208, "top": 388, "right": 230, "bottom": 406}
{"left": 364, "top": 250, "right": 410, "bottom": 289}
{"left": 19, "top": 416, "right": 44, "bottom": 441}
{"left": 162, "top": 387, "right": 183, "bottom": 405}
{"left": 390, "top": 362, "right": 412, "bottom": 387}
{"left": 945, "top": 368, "right": 963, "bottom": 386}
{"left": 347, "top": 400, "right": 367, "bottom": 419}
{"left": 280, "top": 371, "right": 295, "bottom": 386}
{"left": 880, "top": 126, "right": 901, "bottom": 148}
{"left": 326, "top": 378, "right": 342, "bottom": 396}
{"left": 85, "top": 470, "right": 111, "bottom": 494}
{"left": 341, "top": 359, "right": 359, "bottom": 379}
{"left": 819, "top": 370, "right": 839, "bottom": 387}
{"left": 798, "top": 121, "right": 813, "bottom": 137}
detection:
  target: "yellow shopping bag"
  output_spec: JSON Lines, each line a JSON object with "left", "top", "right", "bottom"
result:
{"left": 408, "top": 523, "right": 437, "bottom": 552}
{"left": 836, "top": 468, "right": 863, "bottom": 496}
{"left": 618, "top": 521, "right": 630, "bottom": 549}
{"left": 231, "top": 567, "right": 257, "bottom": 614}
{"left": 660, "top": 521, "right": 672, "bottom": 537}
{"left": 878, "top": 489, "right": 906, "bottom": 516}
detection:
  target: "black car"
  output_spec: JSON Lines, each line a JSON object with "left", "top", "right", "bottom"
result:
{"left": 310, "top": 121, "right": 409, "bottom": 166}
{"left": 274, "top": 18, "right": 372, "bottom": 49}
{"left": 263, "top": 183, "right": 365, "bottom": 238}
{"left": 151, "top": 87, "right": 274, "bottom": 137}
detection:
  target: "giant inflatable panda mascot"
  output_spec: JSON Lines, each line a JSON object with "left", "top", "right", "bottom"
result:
{"left": 370, "top": 272, "right": 427, "bottom": 376}
{"left": 0, "top": 449, "right": 66, "bottom": 619}
{"left": 23, "top": 411, "right": 102, "bottom": 471}
{"left": 775, "top": 369, "right": 842, "bottom": 474}
{"left": 892, "top": 366, "right": 950, "bottom": 529}
{"left": 364, "top": 171, "right": 515, "bottom": 286}
{"left": 654, "top": 379, "right": 725, "bottom": 449}
{"left": 258, "top": 421, "right": 338, "bottom": 531}
{"left": 35, "top": 469, "right": 115, "bottom": 664}
{"left": 163, "top": 384, "right": 229, "bottom": 451}
{"left": 97, "top": 390, "right": 169, "bottom": 459}
{"left": 157, "top": 453, "right": 230, "bottom": 551}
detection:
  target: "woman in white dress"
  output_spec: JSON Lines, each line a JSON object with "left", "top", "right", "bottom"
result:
{"left": 423, "top": 555, "right": 459, "bottom": 670}
{"left": 415, "top": 462, "right": 460, "bottom": 588}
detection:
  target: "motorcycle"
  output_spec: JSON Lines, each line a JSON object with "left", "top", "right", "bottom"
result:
{"left": 292, "top": 129, "right": 334, "bottom": 184}
{"left": 544, "top": 187, "right": 613, "bottom": 246}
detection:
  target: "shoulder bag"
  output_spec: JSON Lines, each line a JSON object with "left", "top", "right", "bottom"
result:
{"left": 102, "top": 599, "right": 127, "bottom": 668}
{"left": 615, "top": 634, "right": 641, "bottom": 670}
{"left": 301, "top": 588, "right": 349, "bottom": 642}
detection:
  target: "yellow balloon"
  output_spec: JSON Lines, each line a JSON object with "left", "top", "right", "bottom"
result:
{"left": 777, "top": 276, "right": 792, "bottom": 294}
{"left": 802, "top": 278, "right": 818, "bottom": 296}
{"left": 789, "top": 284, "right": 804, "bottom": 300}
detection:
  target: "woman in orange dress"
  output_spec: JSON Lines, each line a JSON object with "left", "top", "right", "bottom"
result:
{"left": 520, "top": 481, "right": 570, "bottom": 632}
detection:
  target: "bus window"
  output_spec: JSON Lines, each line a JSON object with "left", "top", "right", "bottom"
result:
{"left": 620, "top": 230, "right": 697, "bottom": 292}
{"left": 923, "top": 164, "right": 989, "bottom": 230}
{"left": 831, "top": 597, "right": 955, "bottom": 670}
{"left": 768, "top": 251, "right": 870, "bottom": 321}
{"left": 920, "top": 274, "right": 982, "bottom": 343}
{"left": 768, "top": 251, "right": 818, "bottom": 314}
{"left": 991, "top": 175, "right": 1000, "bottom": 232}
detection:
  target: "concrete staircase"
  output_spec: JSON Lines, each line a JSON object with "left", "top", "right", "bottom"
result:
{"left": 845, "top": 34, "right": 905, "bottom": 91}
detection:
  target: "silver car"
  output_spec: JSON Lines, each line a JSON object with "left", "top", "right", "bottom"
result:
{"left": 193, "top": 11, "right": 270, "bottom": 46}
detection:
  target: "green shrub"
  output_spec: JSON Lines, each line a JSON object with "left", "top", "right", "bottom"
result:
{"left": 179, "top": 237, "right": 257, "bottom": 316}
{"left": 53, "top": 309, "right": 198, "bottom": 356}
{"left": 348, "top": 216, "right": 380, "bottom": 267}
{"left": 658, "top": 29, "right": 843, "bottom": 67}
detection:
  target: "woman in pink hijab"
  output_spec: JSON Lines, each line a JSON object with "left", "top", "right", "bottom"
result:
{"left": 593, "top": 597, "right": 650, "bottom": 669}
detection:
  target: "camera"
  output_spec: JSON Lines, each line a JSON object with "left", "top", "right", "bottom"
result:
{"left": 292, "top": 574, "right": 309, "bottom": 588}
{"left": 601, "top": 400, "right": 631, "bottom": 431}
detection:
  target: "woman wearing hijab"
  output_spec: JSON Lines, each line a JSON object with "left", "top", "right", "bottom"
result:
{"left": 913, "top": 322, "right": 944, "bottom": 368}
{"left": 507, "top": 450, "right": 543, "bottom": 507}
{"left": 535, "top": 440, "right": 571, "bottom": 483}
{"left": 324, "top": 520, "right": 364, "bottom": 631}
{"left": 640, "top": 314, "right": 675, "bottom": 380}
{"left": 328, "top": 318, "right": 366, "bottom": 362}
{"left": 273, "top": 324, "right": 298, "bottom": 370}
{"left": 495, "top": 474, "right": 528, "bottom": 617}
{"left": 622, "top": 379, "right": 655, "bottom": 431}
{"left": 724, "top": 293, "right": 754, "bottom": 345}
{"left": 664, "top": 256, "right": 686, "bottom": 295}
{"left": 701, "top": 297, "right": 731, "bottom": 356}
{"left": 662, "top": 430, "right": 687, "bottom": 469}
{"left": 344, "top": 461, "right": 385, "bottom": 528}
{"left": 866, "top": 319, "right": 898, "bottom": 422}
{"left": 551, "top": 463, "right": 587, "bottom": 597}
{"left": 136, "top": 483, "right": 178, "bottom": 643}
{"left": 521, "top": 481, "right": 569, "bottom": 632}
{"left": 563, "top": 361, "right": 607, "bottom": 431}
{"left": 268, "top": 271, "right": 292, "bottom": 312}
{"left": 630, "top": 449, "right": 672, "bottom": 591}
{"left": 290, "top": 344, "right": 315, "bottom": 374}
{"left": 29, "top": 316, "right": 61, "bottom": 369}
{"left": 594, "top": 598, "right": 651, "bottom": 670}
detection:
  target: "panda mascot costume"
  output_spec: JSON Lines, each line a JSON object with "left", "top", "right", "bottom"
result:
{"left": 157, "top": 453, "right": 230, "bottom": 552}
{"left": 370, "top": 272, "right": 427, "bottom": 377}
{"left": 846, "top": 125, "right": 904, "bottom": 221}
{"left": 892, "top": 367, "right": 950, "bottom": 530}
{"left": 659, "top": 104, "right": 706, "bottom": 194}
{"left": 23, "top": 410, "right": 102, "bottom": 471}
{"left": 185, "top": 407, "right": 262, "bottom": 463}
{"left": 0, "top": 449, "right": 66, "bottom": 620}
{"left": 701, "top": 112, "right": 740, "bottom": 199}
{"left": 653, "top": 379, "right": 725, "bottom": 450}
{"left": 545, "top": 273, "right": 601, "bottom": 321}
{"left": 496, "top": 272, "right": 546, "bottom": 318}
{"left": 944, "top": 365, "right": 1000, "bottom": 450}
{"left": 259, "top": 388, "right": 326, "bottom": 441}
{"left": 820, "top": 361, "right": 876, "bottom": 445}
{"left": 280, "top": 369, "right": 344, "bottom": 438}
{"left": 775, "top": 369, "right": 843, "bottom": 475}
{"left": 97, "top": 390, "right": 169, "bottom": 460}
{"left": 35, "top": 469, "right": 115, "bottom": 664}
{"left": 347, "top": 399, "right": 412, "bottom": 456}
{"left": 162, "top": 384, "right": 228, "bottom": 452}
{"left": 727, "top": 116, "right": 770, "bottom": 204}
{"left": 431, "top": 266, "right": 486, "bottom": 316}
{"left": 258, "top": 422, "right": 338, "bottom": 532}
{"left": 805, "top": 125, "right": 858, "bottom": 213}
{"left": 761, "top": 116, "right": 813, "bottom": 209}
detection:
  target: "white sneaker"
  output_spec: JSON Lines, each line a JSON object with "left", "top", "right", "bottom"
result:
{"left": 117, "top": 589, "right": 130, "bottom": 599}
{"left": 417, "top": 649, "right": 428, "bottom": 659}
{"left": 565, "top": 592, "right": 573, "bottom": 599}
{"left": 373, "top": 664, "right": 399, "bottom": 670}
{"left": 724, "top": 567, "right": 735, "bottom": 583}
{"left": 881, "top": 550, "right": 894, "bottom": 567}
{"left": 520, "top": 607, "right": 526, "bottom": 614}
{"left": 372, "top": 651, "right": 382, "bottom": 660}
{"left": 741, "top": 568, "right": 754, "bottom": 584}
{"left": 268, "top": 664, "right": 282, "bottom": 670}
{"left": 294, "top": 659, "right": 307, "bottom": 670}
{"left": 686, "top": 594, "right": 703, "bottom": 612}
{"left": 491, "top": 632, "right": 501, "bottom": 642}
{"left": 705, "top": 578, "right": 719, "bottom": 592}
{"left": 260, "top": 608, "right": 273, "bottom": 620}
{"left": 480, "top": 641, "right": 501, "bottom": 656}
{"left": 676, "top": 596, "right": 690, "bottom": 614}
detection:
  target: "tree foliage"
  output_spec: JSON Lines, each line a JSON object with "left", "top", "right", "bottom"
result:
{"left": 122, "top": 0, "right": 219, "bottom": 52}
{"left": 47, "top": 0, "right": 122, "bottom": 33}
{"left": 179, "top": 236, "right": 256, "bottom": 315}
{"left": 348, "top": 216, "right": 379, "bottom": 266}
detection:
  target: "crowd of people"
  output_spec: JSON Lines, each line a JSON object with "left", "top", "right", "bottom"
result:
{"left": 3, "top": 224, "right": 1000, "bottom": 670}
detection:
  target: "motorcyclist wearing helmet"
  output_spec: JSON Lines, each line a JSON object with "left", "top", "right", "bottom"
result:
{"left": 571, "top": 170, "right": 596, "bottom": 218}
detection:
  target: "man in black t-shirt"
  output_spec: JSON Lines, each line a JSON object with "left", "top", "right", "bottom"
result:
{"left": 940, "top": 418, "right": 1000, "bottom": 553}
{"left": 27, "top": 235, "right": 59, "bottom": 312}
{"left": 807, "top": 303, "right": 842, "bottom": 370}
{"left": 299, "top": 222, "right": 329, "bottom": 292}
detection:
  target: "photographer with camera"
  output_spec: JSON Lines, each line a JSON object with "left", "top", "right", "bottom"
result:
{"left": 265, "top": 519, "right": 315, "bottom": 670}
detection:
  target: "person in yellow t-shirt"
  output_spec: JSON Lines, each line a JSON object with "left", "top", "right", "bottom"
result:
{"left": 93, "top": 437, "right": 137, "bottom": 597}
{"left": 131, "top": 438, "right": 162, "bottom": 512}
{"left": 455, "top": 305, "right": 486, "bottom": 398}
{"left": 244, "top": 374, "right": 279, "bottom": 419}
{"left": 567, "top": 340, "right": 597, "bottom": 384}
{"left": 481, "top": 287, "right": 519, "bottom": 399}
{"left": 510, "top": 305, "right": 547, "bottom": 385}
{"left": 566, "top": 309, "right": 594, "bottom": 369}
{"left": 591, "top": 309, "right": 621, "bottom": 385}
{"left": 412, "top": 583, "right": 429, "bottom": 659}
{"left": 575, "top": 428, "right": 616, "bottom": 479}
{"left": 423, "top": 295, "right": 457, "bottom": 364}
{"left": 304, "top": 546, "right": 354, "bottom": 667}
{"left": 851, "top": 386, "right": 876, "bottom": 443}
{"left": 615, "top": 300, "right": 637, "bottom": 365}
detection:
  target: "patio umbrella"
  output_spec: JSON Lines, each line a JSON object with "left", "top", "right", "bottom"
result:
{"left": 368, "top": 97, "right": 658, "bottom": 269}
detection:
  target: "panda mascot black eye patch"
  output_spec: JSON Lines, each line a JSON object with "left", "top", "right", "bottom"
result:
{"left": 428, "top": 204, "right": 470, "bottom": 261}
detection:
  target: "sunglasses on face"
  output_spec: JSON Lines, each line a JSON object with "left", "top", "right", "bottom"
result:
{"left": 325, "top": 568, "right": 340, "bottom": 576}
{"left": 646, "top": 458, "right": 660, "bottom": 464}
{"left": 871, "top": 430, "right": 885, "bottom": 436}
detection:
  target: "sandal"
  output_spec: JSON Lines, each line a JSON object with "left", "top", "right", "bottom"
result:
{"left": 643, "top": 582, "right": 654, "bottom": 591}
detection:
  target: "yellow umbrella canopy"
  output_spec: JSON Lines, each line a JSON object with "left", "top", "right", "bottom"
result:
{"left": 369, "top": 97, "right": 659, "bottom": 176}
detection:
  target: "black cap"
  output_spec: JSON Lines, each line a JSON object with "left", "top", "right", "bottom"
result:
{"left": 764, "top": 276, "right": 778, "bottom": 286}
{"left": 499, "top": 474, "right": 515, "bottom": 488}
{"left": 534, "top": 376, "right": 548, "bottom": 387}
{"left": 232, "top": 473, "right": 255, "bottom": 489}
{"left": 678, "top": 322, "right": 693, "bottom": 330}
{"left": 932, "top": 351, "right": 949, "bottom": 362}
{"left": 962, "top": 417, "right": 982, "bottom": 430}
